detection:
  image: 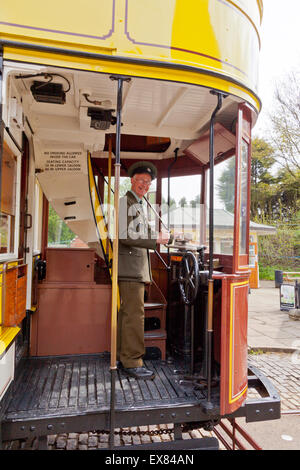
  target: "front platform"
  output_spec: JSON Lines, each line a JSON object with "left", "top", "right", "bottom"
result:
{"left": 1, "top": 353, "right": 280, "bottom": 444}
{"left": 1, "top": 353, "right": 219, "bottom": 442}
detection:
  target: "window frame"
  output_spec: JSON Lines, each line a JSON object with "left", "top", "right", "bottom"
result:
{"left": 233, "top": 103, "right": 252, "bottom": 273}
{"left": 0, "top": 130, "right": 22, "bottom": 262}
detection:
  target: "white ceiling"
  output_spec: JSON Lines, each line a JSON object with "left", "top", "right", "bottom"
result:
{"left": 8, "top": 63, "right": 240, "bottom": 159}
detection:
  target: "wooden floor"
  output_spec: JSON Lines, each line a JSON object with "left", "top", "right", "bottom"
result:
{"left": 4, "top": 354, "right": 210, "bottom": 423}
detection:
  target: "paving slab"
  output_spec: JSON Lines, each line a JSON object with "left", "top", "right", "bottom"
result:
{"left": 248, "top": 281, "right": 300, "bottom": 351}
{"left": 235, "top": 414, "right": 300, "bottom": 450}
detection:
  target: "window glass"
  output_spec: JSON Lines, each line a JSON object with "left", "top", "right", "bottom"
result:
{"left": 161, "top": 175, "right": 202, "bottom": 251}
{"left": 208, "top": 154, "right": 236, "bottom": 254}
{"left": 47, "top": 204, "right": 87, "bottom": 248}
{"left": 33, "top": 180, "right": 43, "bottom": 253}
{"left": 239, "top": 141, "right": 248, "bottom": 255}
{"left": 249, "top": 243, "right": 256, "bottom": 267}
{"left": 103, "top": 175, "right": 157, "bottom": 238}
{"left": 0, "top": 141, "right": 18, "bottom": 256}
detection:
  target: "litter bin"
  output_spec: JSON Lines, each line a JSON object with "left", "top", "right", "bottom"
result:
{"left": 275, "top": 270, "right": 283, "bottom": 288}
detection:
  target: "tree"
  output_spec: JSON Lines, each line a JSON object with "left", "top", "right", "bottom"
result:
{"left": 216, "top": 137, "right": 300, "bottom": 223}
{"left": 48, "top": 205, "right": 75, "bottom": 245}
{"left": 161, "top": 196, "right": 176, "bottom": 213}
{"left": 216, "top": 157, "right": 235, "bottom": 213}
{"left": 251, "top": 138, "right": 275, "bottom": 186}
{"left": 179, "top": 196, "right": 187, "bottom": 207}
{"left": 190, "top": 194, "right": 201, "bottom": 207}
{"left": 269, "top": 70, "right": 300, "bottom": 177}
{"left": 250, "top": 138, "right": 276, "bottom": 219}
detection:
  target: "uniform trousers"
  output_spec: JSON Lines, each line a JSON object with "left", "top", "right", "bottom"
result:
{"left": 117, "top": 281, "right": 145, "bottom": 368}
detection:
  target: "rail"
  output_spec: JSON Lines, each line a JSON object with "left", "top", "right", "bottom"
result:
{"left": 282, "top": 272, "right": 300, "bottom": 284}
{"left": 213, "top": 418, "right": 262, "bottom": 450}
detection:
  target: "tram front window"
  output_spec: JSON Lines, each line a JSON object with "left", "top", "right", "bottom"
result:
{"left": 209, "top": 154, "right": 236, "bottom": 255}
{"left": 161, "top": 175, "right": 202, "bottom": 251}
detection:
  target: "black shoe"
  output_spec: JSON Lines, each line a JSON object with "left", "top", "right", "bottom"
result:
{"left": 123, "top": 366, "right": 155, "bottom": 380}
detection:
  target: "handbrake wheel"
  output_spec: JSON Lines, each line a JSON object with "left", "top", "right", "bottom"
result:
{"left": 178, "top": 251, "right": 199, "bottom": 305}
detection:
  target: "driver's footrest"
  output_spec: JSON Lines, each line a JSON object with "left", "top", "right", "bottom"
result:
{"left": 144, "top": 329, "right": 166, "bottom": 360}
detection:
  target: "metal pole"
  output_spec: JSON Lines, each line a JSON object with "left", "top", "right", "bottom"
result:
{"left": 205, "top": 91, "right": 223, "bottom": 410}
{"left": 106, "top": 134, "right": 112, "bottom": 253}
{"left": 167, "top": 148, "right": 179, "bottom": 231}
{"left": 109, "top": 76, "right": 129, "bottom": 449}
{"left": 143, "top": 196, "right": 169, "bottom": 232}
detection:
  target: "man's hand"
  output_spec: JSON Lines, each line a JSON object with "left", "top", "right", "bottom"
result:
{"left": 157, "top": 230, "right": 171, "bottom": 245}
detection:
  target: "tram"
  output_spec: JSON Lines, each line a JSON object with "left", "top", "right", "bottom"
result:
{"left": 0, "top": 0, "right": 280, "bottom": 450}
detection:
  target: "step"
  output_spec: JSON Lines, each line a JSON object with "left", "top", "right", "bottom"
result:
{"left": 144, "top": 302, "right": 165, "bottom": 309}
{"left": 144, "top": 328, "right": 166, "bottom": 360}
{"left": 144, "top": 302, "right": 166, "bottom": 329}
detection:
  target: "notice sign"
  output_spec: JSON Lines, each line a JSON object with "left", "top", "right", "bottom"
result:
{"left": 280, "top": 284, "right": 295, "bottom": 311}
{"left": 43, "top": 150, "right": 83, "bottom": 172}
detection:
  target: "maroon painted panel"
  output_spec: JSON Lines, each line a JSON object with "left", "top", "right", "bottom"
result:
{"left": 35, "top": 283, "right": 111, "bottom": 356}
{"left": 220, "top": 276, "right": 249, "bottom": 415}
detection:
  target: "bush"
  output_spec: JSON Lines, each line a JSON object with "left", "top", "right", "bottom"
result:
{"left": 258, "top": 227, "right": 300, "bottom": 273}
{"left": 258, "top": 263, "right": 298, "bottom": 280}
{"left": 258, "top": 264, "right": 276, "bottom": 280}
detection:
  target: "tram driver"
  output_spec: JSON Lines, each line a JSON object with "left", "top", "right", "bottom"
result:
{"left": 117, "top": 161, "right": 171, "bottom": 380}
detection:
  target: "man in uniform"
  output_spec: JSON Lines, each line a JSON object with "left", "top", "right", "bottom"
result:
{"left": 118, "top": 161, "right": 171, "bottom": 380}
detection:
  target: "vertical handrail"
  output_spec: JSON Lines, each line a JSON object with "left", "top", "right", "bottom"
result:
{"left": 87, "top": 154, "right": 113, "bottom": 274}
{"left": 205, "top": 91, "right": 224, "bottom": 410}
{"left": 108, "top": 76, "right": 130, "bottom": 450}
{"left": 106, "top": 134, "right": 113, "bottom": 255}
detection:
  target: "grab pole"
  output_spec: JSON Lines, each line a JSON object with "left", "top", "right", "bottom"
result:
{"left": 205, "top": 91, "right": 224, "bottom": 411}
{"left": 109, "top": 76, "right": 130, "bottom": 449}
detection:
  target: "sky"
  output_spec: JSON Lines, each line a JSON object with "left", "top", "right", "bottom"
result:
{"left": 254, "top": 0, "right": 300, "bottom": 135}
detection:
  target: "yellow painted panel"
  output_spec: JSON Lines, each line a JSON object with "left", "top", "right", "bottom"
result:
{"left": 0, "top": 0, "right": 116, "bottom": 48}
{"left": 124, "top": 0, "right": 260, "bottom": 92}
{"left": 0, "top": 0, "right": 262, "bottom": 111}
{"left": 0, "top": 0, "right": 262, "bottom": 103}
{"left": 0, "top": 326, "right": 20, "bottom": 356}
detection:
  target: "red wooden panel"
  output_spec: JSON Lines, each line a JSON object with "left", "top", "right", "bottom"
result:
{"left": 16, "top": 267, "right": 27, "bottom": 324}
{"left": 220, "top": 277, "right": 248, "bottom": 415}
{"left": 45, "top": 248, "right": 95, "bottom": 283}
{"left": 3, "top": 265, "right": 27, "bottom": 326}
{"left": 3, "top": 269, "right": 17, "bottom": 326}
{"left": 35, "top": 284, "right": 111, "bottom": 356}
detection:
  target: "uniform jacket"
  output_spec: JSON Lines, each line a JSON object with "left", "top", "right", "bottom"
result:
{"left": 118, "top": 191, "right": 157, "bottom": 282}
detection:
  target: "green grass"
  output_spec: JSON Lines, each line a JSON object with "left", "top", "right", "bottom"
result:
{"left": 259, "top": 263, "right": 300, "bottom": 280}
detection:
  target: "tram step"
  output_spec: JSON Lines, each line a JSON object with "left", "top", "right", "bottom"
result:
{"left": 144, "top": 328, "right": 166, "bottom": 360}
{"left": 144, "top": 302, "right": 166, "bottom": 329}
{"left": 144, "top": 302, "right": 165, "bottom": 309}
